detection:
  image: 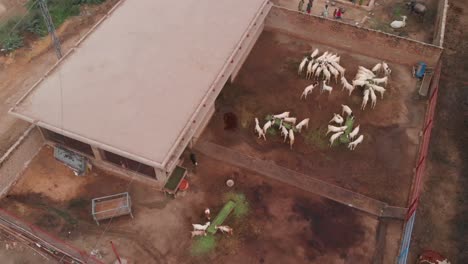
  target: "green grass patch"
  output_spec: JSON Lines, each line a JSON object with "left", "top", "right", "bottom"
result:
{"left": 0, "top": 17, "right": 24, "bottom": 51}
{"left": 223, "top": 192, "right": 249, "bottom": 219}
{"left": 303, "top": 128, "right": 328, "bottom": 149}
{"left": 191, "top": 235, "right": 216, "bottom": 256}
{"left": 48, "top": 207, "right": 78, "bottom": 225}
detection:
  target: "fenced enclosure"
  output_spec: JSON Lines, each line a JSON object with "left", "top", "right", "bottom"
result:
{"left": 92, "top": 192, "right": 133, "bottom": 225}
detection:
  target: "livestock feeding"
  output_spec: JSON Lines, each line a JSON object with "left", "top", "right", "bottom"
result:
{"left": 352, "top": 64, "right": 391, "bottom": 110}
{"left": 254, "top": 112, "right": 310, "bottom": 149}
{"left": 327, "top": 106, "right": 364, "bottom": 150}
{"left": 297, "top": 49, "right": 346, "bottom": 85}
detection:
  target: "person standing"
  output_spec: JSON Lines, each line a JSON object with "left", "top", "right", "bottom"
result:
{"left": 306, "top": 1, "right": 312, "bottom": 14}
{"left": 336, "top": 8, "right": 342, "bottom": 19}
{"left": 333, "top": 8, "right": 337, "bottom": 18}
{"left": 298, "top": 0, "right": 305, "bottom": 12}
{"left": 322, "top": 4, "right": 329, "bottom": 18}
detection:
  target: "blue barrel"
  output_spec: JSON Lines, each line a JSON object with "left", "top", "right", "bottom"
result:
{"left": 415, "top": 62, "right": 427, "bottom": 79}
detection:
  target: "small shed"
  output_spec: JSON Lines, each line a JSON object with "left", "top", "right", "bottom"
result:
{"left": 92, "top": 192, "right": 133, "bottom": 225}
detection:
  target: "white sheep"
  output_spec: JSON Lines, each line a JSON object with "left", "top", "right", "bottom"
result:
{"left": 191, "top": 230, "right": 207, "bottom": 238}
{"left": 326, "top": 125, "right": 347, "bottom": 135}
{"left": 370, "top": 88, "right": 377, "bottom": 109}
{"left": 192, "top": 222, "right": 210, "bottom": 231}
{"left": 215, "top": 225, "right": 233, "bottom": 235}
{"left": 341, "top": 104, "right": 352, "bottom": 116}
{"left": 372, "top": 63, "right": 382, "bottom": 73}
{"left": 329, "top": 113, "right": 344, "bottom": 125}
{"left": 331, "top": 61, "right": 345, "bottom": 76}
{"left": 298, "top": 57, "right": 308, "bottom": 75}
{"left": 369, "top": 84, "right": 386, "bottom": 99}
{"left": 371, "top": 76, "right": 388, "bottom": 86}
{"left": 283, "top": 117, "right": 297, "bottom": 125}
{"left": 315, "top": 66, "right": 323, "bottom": 79}
{"left": 311, "top": 48, "right": 319, "bottom": 58}
{"left": 295, "top": 118, "right": 310, "bottom": 132}
{"left": 353, "top": 79, "right": 368, "bottom": 88}
{"left": 263, "top": 120, "right": 272, "bottom": 133}
{"left": 358, "top": 66, "right": 375, "bottom": 77}
{"left": 306, "top": 60, "right": 314, "bottom": 79}
{"left": 273, "top": 112, "right": 290, "bottom": 119}
{"left": 288, "top": 129, "right": 295, "bottom": 149}
{"left": 311, "top": 62, "right": 320, "bottom": 78}
{"left": 382, "top": 62, "right": 391, "bottom": 76}
{"left": 321, "top": 81, "right": 333, "bottom": 95}
{"left": 322, "top": 66, "right": 331, "bottom": 83}
{"left": 348, "top": 134, "right": 364, "bottom": 150}
{"left": 254, "top": 118, "right": 266, "bottom": 140}
{"left": 361, "top": 89, "right": 370, "bottom": 110}
{"left": 329, "top": 131, "right": 344, "bottom": 147}
{"left": 281, "top": 126, "right": 289, "bottom": 142}
{"left": 348, "top": 125, "right": 360, "bottom": 140}
{"left": 301, "top": 83, "right": 317, "bottom": 99}
{"left": 341, "top": 77, "right": 355, "bottom": 96}
{"left": 328, "top": 65, "right": 340, "bottom": 83}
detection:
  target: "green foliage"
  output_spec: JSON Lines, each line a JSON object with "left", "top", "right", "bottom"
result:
{"left": 191, "top": 235, "right": 216, "bottom": 256}
{"left": 223, "top": 192, "right": 249, "bottom": 219}
{"left": 303, "top": 128, "right": 328, "bottom": 149}
{"left": 0, "top": 18, "right": 24, "bottom": 51}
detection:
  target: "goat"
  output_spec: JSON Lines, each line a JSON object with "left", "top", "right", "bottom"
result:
{"left": 348, "top": 125, "right": 360, "bottom": 140}
{"left": 301, "top": 83, "right": 317, "bottom": 99}
{"left": 215, "top": 225, "right": 233, "bottom": 235}
{"left": 191, "top": 230, "right": 207, "bottom": 238}
{"left": 204, "top": 208, "right": 211, "bottom": 220}
{"left": 273, "top": 112, "right": 290, "bottom": 119}
{"left": 326, "top": 125, "right": 347, "bottom": 135}
{"left": 298, "top": 57, "right": 309, "bottom": 75}
{"left": 192, "top": 222, "right": 210, "bottom": 231}
{"left": 330, "top": 131, "right": 344, "bottom": 147}
{"left": 341, "top": 104, "right": 352, "bottom": 116}
{"left": 361, "top": 89, "right": 370, "bottom": 110}
{"left": 369, "top": 84, "right": 386, "bottom": 99}
{"left": 348, "top": 134, "right": 364, "bottom": 150}
{"left": 358, "top": 66, "right": 375, "bottom": 77}
{"left": 315, "top": 66, "right": 323, "bottom": 79}
{"left": 329, "top": 113, "right": 344, "bottom": 125}
{"left": 263, "top": 120, "right": 272, "bottom": 133}
{"left": 370, "top": 88, "right": 377, "bottom": 109}
{"left": 295, "top": 118, "right": 310, "bottom": 132}
{"left": 311, "top": 62, "right": 320, "bottom": 78}
{"left": 289, "top": 129, "right": 295, "bottom": 149}
{"left": 283, "top": 117, "right": 297, "bottom": 125}
{"left": 254, "top": 118, "right": 266, "bottom": 140}
{"left": 281, "top": 126, "right": 289, "bottom": 142}
{"left": 321, "top": 81, "right": 333, "bottom": 95}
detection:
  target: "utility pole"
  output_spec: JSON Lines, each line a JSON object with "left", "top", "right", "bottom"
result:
{"left": 38, "top": 0, "right": 62, "bottom": 59}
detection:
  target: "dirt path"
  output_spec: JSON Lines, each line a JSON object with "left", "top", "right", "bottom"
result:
{"left": 408, "top": 0, "right": 468, "bottom": 263}
{"left": 195, "top": 141, "right": 407, "bottom": 219}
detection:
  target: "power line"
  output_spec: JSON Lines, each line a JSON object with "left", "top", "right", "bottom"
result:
{"left": 38, "top": 0, "right": 62, "bottom": 59}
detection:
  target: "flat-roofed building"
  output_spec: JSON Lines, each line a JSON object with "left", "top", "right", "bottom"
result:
{"left": 10, "top": 0, "right": 271, "bottom": 184}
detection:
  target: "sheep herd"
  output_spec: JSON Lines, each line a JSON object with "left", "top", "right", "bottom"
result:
{"left": 254, "top": 112, "right": 309, "bottom": 149}
{"left": 251, "top": 47, "right": 393, "bottom": 151}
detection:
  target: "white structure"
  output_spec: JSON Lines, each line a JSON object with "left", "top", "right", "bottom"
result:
{"left": 9, "top": 0, "right": 271, "bottom": 185}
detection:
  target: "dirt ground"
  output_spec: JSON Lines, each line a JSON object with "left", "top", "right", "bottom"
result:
{"left": 272, "top": 0, "right": 439, "bottom": 43}
{"left": 0, "top": 0, "right": 119, "bottom": 156}
{"left": 201, "top": 30, "right": 425, "bottom": 207}
{"left": 0, "top": 146, "right": 379, "bottom": 263}
{"left": 408, "top": 0, "right": 468, "bottom": 263}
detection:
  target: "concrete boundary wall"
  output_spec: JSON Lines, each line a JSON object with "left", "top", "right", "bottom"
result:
{"left": 0, "top": 126, "right": 44, "bottom": 198}
{"left": 432, "top": 0, "right": 449, "bottom": 47}
{"left": 265, "top": 6, "right": 443, "bottom": 67}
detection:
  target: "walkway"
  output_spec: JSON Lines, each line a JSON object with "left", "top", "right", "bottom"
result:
{"left": 195, "top": 141, "right": 407, "bottom": 219}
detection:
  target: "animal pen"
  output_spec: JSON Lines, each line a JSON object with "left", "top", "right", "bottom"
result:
{"left": 91, "top": 192, "right": 133, "bottom": 225}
